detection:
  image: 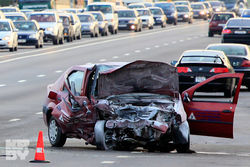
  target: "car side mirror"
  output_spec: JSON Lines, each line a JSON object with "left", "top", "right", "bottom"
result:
{"left": 171, "top": 60, "right": 177, "bottom": 66}
{"left": 83, "top": 101, "right": 92, "bottom": 115}
{"left": 183, "top": 92, "right": 191, "bottom": 103}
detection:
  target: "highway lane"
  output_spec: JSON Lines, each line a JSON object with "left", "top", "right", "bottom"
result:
{"left": 1, "top": 20, "right": 250, "bottom": 166}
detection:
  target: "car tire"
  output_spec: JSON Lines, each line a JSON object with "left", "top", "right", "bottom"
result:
{"left": 176, "top": 135, "right": 191, "bottom": 153}
{"left": 208, "top": 31, "right": 214, "bottom": 37}
{"left": 9, "top": 46, "right": 14, "bottom": 52}
{"left": 77, "top": 32, "right": 81, "bottom": 40}
{"left": 174, "top": 20, "right": 177, "bottom": 25}
{"left": 48, "top": 117, "right": 66, "bottom": 147}
{"left": 53, "top": 36, "right": 59, "bottom": 45}
{"left": 149, "top": 25, "right": 153, "bottom": 29}
{"left": 94, "top": 120, "right": 115, "bottom": 150}
{"left": 114, "top": 28, "right": 118, "bottom": 34}
{"left": 188, "top": 19, "right": 192, "bottom": 24}
{"left": 59, "top": 36, "right": 64, "bottom": 44}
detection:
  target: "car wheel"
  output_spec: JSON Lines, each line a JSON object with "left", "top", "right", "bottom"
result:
{"left": 48, "top": 117, "right": 66, "bottom": 147}
{"left": 94, "top": 120, "right": 116, "bottom": 150}
{"left": 59, "top": 36, "right": 64, "bottom": 44}
{"left": 188, "top": 19, "right": 192, "bottom": 24}
{"left": 14, "top": 46, "right": 17, "bottom": 51}
{"left": 35, "top": 41, "right": 40, "bottom": 48}
{"left": 67, "top": 37, "right": 70, "bottom": 42}
{"left": 9, "top": 46, "right": 14, "bottom": 52}
{"left": 149, "top": 25, "right": 153, "bottom": 29}
{"left": 114, "top": 28, "right": 118, "bottom": 34}
{"left": 53, "top": 36, "right": 59, "bottom": 45}
{"left": 176, "top": 135, "right": 191, "bottom": 153}
{"left": 208, "top": 31, "right": 214, "bottom": 37}
{"left": 73, "top": 35, "right": 76, "bottom": 40}
{"left": 174, "top": 20, "right": 177, "bottom": 25}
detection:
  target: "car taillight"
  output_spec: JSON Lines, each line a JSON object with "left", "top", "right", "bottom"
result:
{"left": 209, "top": 21, "right": 217, "bottom": 27}
{"left": 177, "top": 67, "right": 192, "bottom": 73}
{"left": 210, "top": 67, "right": 229, "bottom": 73}
{"left": 222, "top": 29, "right": 232, "bottom": 34}
{"left": 241, "top": 60, "right": 250, "bottom": 67}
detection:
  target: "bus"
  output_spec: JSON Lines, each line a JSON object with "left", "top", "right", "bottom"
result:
{"left": 18, "top": 0, "right": 84, "bottom": 11}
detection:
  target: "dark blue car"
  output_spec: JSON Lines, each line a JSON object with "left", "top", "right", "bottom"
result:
{"left": 154, "top": 2, "right": 178, "bottom": 25}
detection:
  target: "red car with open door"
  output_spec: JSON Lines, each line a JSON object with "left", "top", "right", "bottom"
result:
{"left": 43, "top": 61, "right": 243, "bottom": 152}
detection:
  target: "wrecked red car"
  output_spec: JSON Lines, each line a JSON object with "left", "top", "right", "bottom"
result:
{"left": 42, "top": 60, "right": 243, "bottom": 152}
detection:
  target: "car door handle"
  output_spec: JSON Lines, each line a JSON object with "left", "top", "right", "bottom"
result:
{"left": 222, "top": 110, "right": 232, "bottom": 113}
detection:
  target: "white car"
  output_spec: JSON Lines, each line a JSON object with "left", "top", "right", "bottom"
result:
{"left": 86, "top": 2, "right": 119, "bottom": 34}
{"left": 0, "top": 19, "right": 18, "bottom": 52}
{"left": 4, "top": 12, "right": 28, "bottom": 21}
{"left": 0, "top": 11, "right": 5, "bottom": 19}
{"left": 136, "top": 8, "right": 154, "bottom": 29}
{"left": 66, "top": 13, "right": 82, "bottom": 40}
{"left": 29, "top": 12, "right": 64, "bottom": 45}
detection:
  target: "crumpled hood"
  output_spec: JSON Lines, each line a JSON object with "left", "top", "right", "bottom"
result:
{"left": 38, "top": 22, "right": 57, "bottom": 29}
{"left": 97, "top": 60, "right": 179, "bottom": 98}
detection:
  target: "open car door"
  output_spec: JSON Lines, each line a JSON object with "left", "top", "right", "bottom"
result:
{"left": 181, "top": 73, "right": 244, "bottom": 138}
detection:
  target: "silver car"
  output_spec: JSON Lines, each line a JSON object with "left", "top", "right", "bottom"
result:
{"left": 89, "top": 11, "right": 109, "bottom": 36}
{"left": 0, "top": 19, "right": 18, "bottom": 52}
{"left": 78, "top": 13, "right": 99, "bottom": 37}
{"left": 29, "top": 12, "right": 64, "bottom": 45}
{"left": 66, "top": 13, "right": 82, "bottom": 40}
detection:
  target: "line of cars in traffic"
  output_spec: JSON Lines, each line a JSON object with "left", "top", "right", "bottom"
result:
{"left": 0, "top": 0, "right": 241, "bottom": 52}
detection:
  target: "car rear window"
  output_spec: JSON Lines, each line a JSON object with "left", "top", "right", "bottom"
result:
{"left": 128, "top": 5, "right": 144, "bottom": 9}
{"left": 191, "top": 4, "right": 204, "bottom": 9}
{"left": 13, "top": 21, "right": 37, "bottom": 31}
{"left": 176, "top": 6, "right": 189, "bottom": 12}
{"left": 150, "top": 9, "right": 163, "bottom": 15}
{"left": 78, "top": 15, "right": 92, "bottom": 22}
{"left": 212, "top": 14, "right": 233, "bottom": 21}
{"left": 30, "top": 14, "right": 56, "bottom": 22}
{"left": 118, "top": 11, "right": 136, "bottom": 17}
{"left": 137, "top": 10, "right": 150, "bottom": 16}
{"left": 207, "top": 45, "right": 247, "bottom": 56}
{"left": 242, "top": 10, "right": 250, "bottom": 16}
{"left": 5, "top": 15, "right": 26, "bottom": 21}
{"left": 227, "top": 19, "right": 250, "bottom": 27}
{"left": 210, "top": 1, "right": 221, "bottom": 7}
{"left": 180, "top": 56, "right": 223, "bottom": 64}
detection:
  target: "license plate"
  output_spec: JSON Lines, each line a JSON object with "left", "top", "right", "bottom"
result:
{"left": 234, "top": 31, "right": 247, "bottom": 34}
{"left": 18, "top": 39, "right": 26, "bottom": 43}
{"left": 195, "top": 76, "right": 206, "bottom": 83}
{"left": 118, "top": 24, "right": 127, "bottom": 27}
{"left": 178, "top": 18, "right": 183, "bottom": 21}
{"left": 218, "top": 24, "right": 225, "bottom": 27}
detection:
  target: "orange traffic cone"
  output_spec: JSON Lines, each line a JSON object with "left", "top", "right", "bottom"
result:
{"left": 30, "top": 131, "right": 50, "bottom": 163}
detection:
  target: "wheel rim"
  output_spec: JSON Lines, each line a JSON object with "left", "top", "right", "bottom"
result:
{"left": 49, "top": 119, "right": 58, "bottom": 143}
{"left": 104, "top": 129, "right": 115, "bottom": 150}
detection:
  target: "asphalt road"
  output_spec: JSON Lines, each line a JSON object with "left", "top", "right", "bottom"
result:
{"left": 0, "top": 20, "right": 250, "bottom": 167}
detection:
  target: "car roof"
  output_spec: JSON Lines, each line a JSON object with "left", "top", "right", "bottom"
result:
{"left": 30, "top": 12, "right": 56, "bottom": 15}
{"left": 207, "top": 43, "right": 248, "bottom": 48}
{"left": 182, "top": 50, "right": 226, "bottom": 58}
{"left": 4, "top": 12, "right": 25, "bottom": 16}
{"left": 88, "top": 2, "right": 115, "bottom": 6}
{"left": 176, "top": 5, "right": 189, "bottom": 8}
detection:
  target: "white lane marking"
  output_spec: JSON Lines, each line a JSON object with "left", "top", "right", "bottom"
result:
{"left": 116, "top": 155, "right": 130, "bottom": 158}
{"left": 99, "top": 59, "right": 106, "bottom": 62}
{"left": 187, "top": 37, "right": 192, "bottom": 40}
{"left": 172, "top": 41, "right": 177, "bottom": 44}
{"left": 112, "top": 56, "right": 119, "bottom": 59}
{"left": 145, "top": 47, "right": 151, "bottom": 50}
{"left": 179, "top": 39, "right": 184, "bottom": 42}
{"left": 164, "top": 43, "right": 169, "bottom": 46}
{"left": 101, "top": 161, "right": 115, "bottom": 164}
{"left": 197, "top": 151, "right": 231, "bottom": 155}
{"left": 17, "top": 80, "right": 26, "bottom": 83}
{"left": 9, "top": 119, "right": 20, "bottom": 122}
{"left": 135, "top": 50, "right": 141, "bottom": 53}
{"left": 154, "top": 45, "right": 160, "bottom": 48}
{"left": 36, "top": 74, "right": 46, "bottom": 78}
{"left": 55, "top": 70, "right": 63, "bottom": 73}
{"left": 0, "top": 84, "right": 6, "bottom": 87}
{"left": 36, "top": 112, "right": 43, "bottom": 115}
{"left": 0, "top": 22, "right": 207, "bottom": 64}
{"left": 131, "top": 151, "right": 143, "bottom": 154}
{"left": 194, "top": 36, "right": 198, "bottom": 39}
{"left": 124, "top": 53, "right": 130, "bottom": 56}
